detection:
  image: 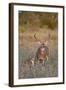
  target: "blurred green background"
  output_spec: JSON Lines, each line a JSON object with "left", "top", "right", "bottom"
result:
{"left": 19, "top": 11, "right": 58, "bottom": 33}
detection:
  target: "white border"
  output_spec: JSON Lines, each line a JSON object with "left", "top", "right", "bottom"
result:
{"left": 14, "top": 5, "right": 63, "bottom": 85}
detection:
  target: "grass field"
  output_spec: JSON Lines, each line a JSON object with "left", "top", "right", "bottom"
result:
{"left": 18, "top": 27, "right": 58, "bottom": 79}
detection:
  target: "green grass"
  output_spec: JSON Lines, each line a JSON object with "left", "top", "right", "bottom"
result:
{"left": 19, "top": 46, "right": 58, "bottom": 79}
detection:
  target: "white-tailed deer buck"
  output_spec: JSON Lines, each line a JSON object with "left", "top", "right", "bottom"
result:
{"left": 34, "top": 33, "right": 50, "bottom": 65}
{"left": 26, "top": 33, "right": 50, "bottom": 67}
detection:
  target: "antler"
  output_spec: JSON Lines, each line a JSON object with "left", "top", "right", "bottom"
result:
{"left": 34, "top": 33, "right": 42, "bottom": 45}
{"left": 34, "top": 32, "right": 51, "bottom": 46}
{"left": 34, "top": 33, "right": 40, "bottom": 41}
{"left": 44, "top": 33, "right": 51, "bottom": 46}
